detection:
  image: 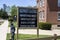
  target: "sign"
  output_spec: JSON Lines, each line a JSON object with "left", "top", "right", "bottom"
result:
{"left": 18, "top": 7, "right": 37, "bottom": 27}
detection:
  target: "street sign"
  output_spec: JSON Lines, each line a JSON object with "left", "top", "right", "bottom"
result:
{"left": 18, "top": 7, "right": 37, "bottom": 28}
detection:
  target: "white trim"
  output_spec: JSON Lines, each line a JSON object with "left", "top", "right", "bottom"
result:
{"left": 58, "top": 0, "right": 60, "bottom": 7}
{"left": 39, "top": 11, "right": 44, "bottom": 20}
{"left": 57, "top": 11, "right": 60, "bottom": 13}
{"left": 57, "top": 19, "right": 60, "bottom": 20}
{"left": 40, "top": 0, "right": 45, "bottom": 7}
{"left": 57, "top": 11, "right": 60, "bottom": 20}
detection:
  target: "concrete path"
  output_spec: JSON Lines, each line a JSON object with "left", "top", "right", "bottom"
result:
{"left": 18, "top": 29, "right": 60, "bottom": 36}
{"left": 0, "top": 20, "right": 8, "bottom": 40}
{"left": 8, "top": 27, "right": 60, "bottom": 36}
{"left": 0, "top": 19, "right": 4, "bottom": 22}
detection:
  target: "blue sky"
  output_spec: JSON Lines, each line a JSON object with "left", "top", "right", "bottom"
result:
{"left": 0, "top": 0, "right": 36, "bottom": 8}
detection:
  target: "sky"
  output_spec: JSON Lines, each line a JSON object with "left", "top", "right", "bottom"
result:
{"left": 0, "top": 0, "right": 36, "bottom": 8}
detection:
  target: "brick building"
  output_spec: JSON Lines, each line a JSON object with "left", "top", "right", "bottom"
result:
{"left": 38, "top": 0, "right": 60, "bottom": 29}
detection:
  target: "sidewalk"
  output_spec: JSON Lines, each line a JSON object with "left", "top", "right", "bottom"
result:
{"left": 8, "top": 27, "right": 60, "bottom": 36}
{"left": 0, "top": 20, "right": 8, "bottom": 40}
{"left": 18, "top": 29, "right": 60, "bottom": 36}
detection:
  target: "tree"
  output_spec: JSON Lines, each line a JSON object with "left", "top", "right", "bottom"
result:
{"left": 0, "top": 8, "right": 8, "bottom": 19}
{"left": 0, "top": 8, "right": 3, "bottom": 17}
{"left": 11, "top": 5, "right": 17, "bottom": 17}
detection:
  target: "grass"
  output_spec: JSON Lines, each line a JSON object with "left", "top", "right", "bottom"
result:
{"left": 6, "top": 34, "right": 51, "bottom": 40}
{"left": 13, "top": 21, "right": 17, "bottom": 27}
{"left": 0, "top": 21, "right": 4, "bottom": 25}
{"left": 57, "top": 37, "right": 60, "bottom": 40}
{"left": 8, "top": 21, "right": 17, "bottom": 27}
{"left": 57, "top": 39, "right": 60, "bottom": 40}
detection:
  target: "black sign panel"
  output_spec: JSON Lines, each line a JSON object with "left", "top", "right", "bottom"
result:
{"left": 18, "top": 7, "right": 37, "bottom": 27}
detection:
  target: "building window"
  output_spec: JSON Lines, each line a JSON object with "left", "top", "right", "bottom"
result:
{"left": 58, "top": 12, "right": 60, "bottom": 20}
{"left": 40, "top": 0, "right": 45, "bottom": 7}
{"left": 58, "top": 0, "right": 60, "bottom": 7}
{"left": 57, "top": 25, "right": 60, "bottom": 27}
{"left": 39, "top": 11, "right": 44, "bottom": 20}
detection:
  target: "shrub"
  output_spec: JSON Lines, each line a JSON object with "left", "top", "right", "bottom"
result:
{"left": 8, "top": 17, "right": 13, "bottom": 22}
{"left": 39, "top": 22, "right": 52, "bottom": 30}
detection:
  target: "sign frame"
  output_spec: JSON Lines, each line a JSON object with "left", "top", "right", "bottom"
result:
{"left": 17, "top": 7, "right": 39, "bottom": 40}
{"left": 17, "top": 7, "right": 37, "bottom": 29}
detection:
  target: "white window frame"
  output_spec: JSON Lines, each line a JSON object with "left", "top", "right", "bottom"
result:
{"left": 58, "top": 0, "right": 60, "bottom": 7}
{"left": 39, "top": 11, "right": 44, "bottom": 20}
{"left": 40, "top": 0, "right": 45, "bottom": 7}
{"left": 57, "top": 12, "right": 60, "bottom": 20}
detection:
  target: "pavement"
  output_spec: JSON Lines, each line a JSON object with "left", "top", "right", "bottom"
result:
{"left": 8, "top": 27, "right": 60, "bottom": 36}
{"left": 0, "top": 19, "right": 4, "bottom": 22}
{"left": 0, "top": 20, "right": 8, "bottom": 40}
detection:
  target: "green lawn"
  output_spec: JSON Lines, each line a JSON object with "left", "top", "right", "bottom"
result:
{"left": 57, "top": 39, "right": 60, "bottom": 40}
{"left": 6, "top": 34, "right": 51, "bottom": 40}
{"left": 13, "top": 21, "right": 17, "bottom": 27}
{"left": 57, "top": 37, "right": 60, "bottom": 40}
{"left": 0, "top": 21, "right": 4, "bottom": 25}
{"left": 8, "top": 21, "right": 17, "bottom": 27}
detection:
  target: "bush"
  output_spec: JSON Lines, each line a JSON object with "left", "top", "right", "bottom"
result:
{"left": 39, "top": 22, "right": 52, "bottom": 30}
{"left": 8, "top": 16, "right": 13, "bottom": 22}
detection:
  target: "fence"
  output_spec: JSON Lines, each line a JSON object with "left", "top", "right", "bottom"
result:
{"left": 26, "top": 34, "right": 60, "bottom": 40}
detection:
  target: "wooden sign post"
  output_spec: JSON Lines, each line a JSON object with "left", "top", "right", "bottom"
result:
{"left": 37, "top": 0, "right": 40, "bottom": 38}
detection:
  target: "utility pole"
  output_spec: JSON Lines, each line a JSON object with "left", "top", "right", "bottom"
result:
{"left": 37, "top": 0, "right": 40, "bottom": 38}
